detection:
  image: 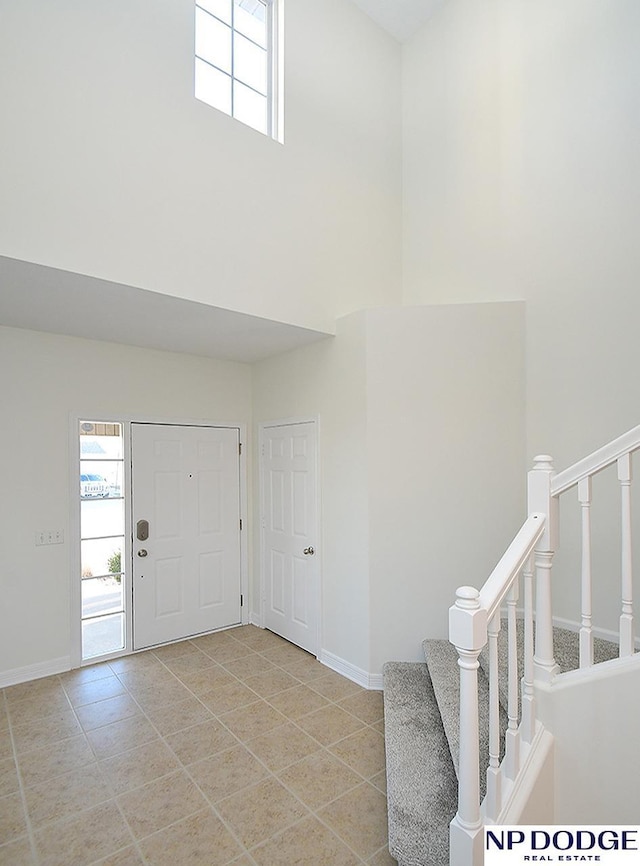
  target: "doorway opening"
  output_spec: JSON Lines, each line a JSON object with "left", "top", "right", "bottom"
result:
{"left": 260, "top": 419, "right": 320, "bottom": 656}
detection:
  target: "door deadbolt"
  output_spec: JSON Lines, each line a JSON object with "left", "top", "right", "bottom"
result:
{"left": 136, "top": 519, "right": 149, "bottom": 541}
{"left": 303, "top": 547, "right": 315, "bottom": 556}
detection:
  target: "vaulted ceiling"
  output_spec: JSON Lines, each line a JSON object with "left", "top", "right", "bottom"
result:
{"left": 351, "top": 0, "right": 444, "bottom": 42}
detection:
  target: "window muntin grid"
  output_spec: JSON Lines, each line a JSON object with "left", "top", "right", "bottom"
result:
{"left": 195, "top": 0, "right": 274, "bottom": 137}
{"left": 79, "top": 421, "right": 126, "bottom": 660}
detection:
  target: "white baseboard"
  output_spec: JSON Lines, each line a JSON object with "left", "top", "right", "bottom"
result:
{"left": 249, "top": 611, "right": 262, "bottom": 628}
{"left": 0, "top": 656, "right": 71, "bottom": 689}
{"left": 552, "top": 615, "right": 640, "bottom": 650}
{"left": 318, "top": 649, "right": 382, "bottom": 691}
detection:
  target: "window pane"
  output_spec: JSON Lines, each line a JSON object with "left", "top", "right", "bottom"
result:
{"left": 80, "top": 461, "right": 123, "bottom": 498}
{"left": 234, "top": 32, "right": 266, "bottom": 94}
{"left": 195, "top": 58, "right": 232, "bottom": 115}
{"left": 233, "top": 80, "right": 267, "bottom": 133}
{"left": 82, "top": 537, "right": 123, "bottom": 579}
{"left": 195, "top": 8, "right": 231, "bottom": 73}
{"left": 82, "top": 613, "right": 125, "bottom": 659}
{"left": 82, "top": 577, "right": 124, "bottom": 619}
{"left": 234, "top": 0, "right": 266, "bottom": 47}
{"left": 79, "top": 422, "right": 123, "bottom": 460}
{"left": 197, "top": 0, "right": 231, "bottom": 24}
{"left": 81, "top": 499, "right": 124, "bottom": 540}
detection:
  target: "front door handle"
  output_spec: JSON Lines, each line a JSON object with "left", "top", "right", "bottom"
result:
{"left": 303, "top": 547, "right": 315, "bottom": 556}
{"left": 137, "top": 549, "right": 148, "bottom": 557}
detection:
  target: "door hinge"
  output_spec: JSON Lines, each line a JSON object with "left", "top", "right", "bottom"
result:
{"left": 239, "top": 518, "right": 243, "bottom": 530}
{"left": 240, "top": 594, "right": 244, "bottom": 607}
{"left": 239, "top": 442, "right": 242, "bottom": 456}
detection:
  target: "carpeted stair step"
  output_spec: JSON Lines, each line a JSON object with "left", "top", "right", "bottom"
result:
{"left": 383, "top": 661, "right": 458, "bottom": 866}
{"left": 384, "top": 626, "right": 620, "bottom": 866}
{"left": 478, "top": 621, "right": 620, "bottom": 710}
{"left": 423, "top": 639, "right": 507, "bottom": 802}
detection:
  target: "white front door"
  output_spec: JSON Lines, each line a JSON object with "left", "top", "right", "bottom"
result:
{"left": 261, "top": 421, "right": 319, "bottom": 655}
{"left": 131, "top": 423, "right": 242, "bottom": 650}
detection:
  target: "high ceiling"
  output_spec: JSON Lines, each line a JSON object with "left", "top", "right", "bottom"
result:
{"left": 351, "top": 0, "right": 444, "bottom": 42}
{"left": 0, "top": 2, "right": 443, "bottom": 362}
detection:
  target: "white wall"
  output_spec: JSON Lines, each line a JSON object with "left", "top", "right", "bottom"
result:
{"left": 403, "top": 0, "right": 640, "bottom": 455}
{"left": 537, "top": 660, "right": 640, "bottom": 823}
{"left": 0, "top": 325, "right": 251, "bottom": 682}
{"left": 0, "top": 0, "right": 402, "bottom": 333}
{"left": 253, "top": 302, "right": 525, "bottom": 678}
{"left": 252, "top": 316, "right": 371, "bottom": 673}
{"left": 402, "top": 0, "right": 640, "bottom": 629}
{"left": 366, "top": 302, "right": 526, "bottom": 670}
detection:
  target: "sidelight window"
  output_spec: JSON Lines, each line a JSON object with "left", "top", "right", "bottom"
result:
{"left": 79, "top": 421, "right": 126, "bottom": 660}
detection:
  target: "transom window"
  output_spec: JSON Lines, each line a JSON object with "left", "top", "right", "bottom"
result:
{"left": 195, "top": 0, "right": 281, "bottom": 140}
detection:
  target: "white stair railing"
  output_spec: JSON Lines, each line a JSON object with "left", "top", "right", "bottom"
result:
{"left": 449, "top": 514, "right": 545, "bottom": 865}
{"left": 449, "top": 423, "right": 640, "bottom": 866}
{"left": 551, "top": 423, "right": 640, "bottom": 664}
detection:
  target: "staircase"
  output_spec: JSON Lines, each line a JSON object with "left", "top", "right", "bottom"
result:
{"left": 382, "top": 425, "right": 640, "bottom": 866}
{"left": 383, "top": 627, "right": 619, "bottom": 865}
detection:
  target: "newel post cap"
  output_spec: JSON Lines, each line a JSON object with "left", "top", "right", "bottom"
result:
{"left": 449, "top": 586, "right": 487, "bottom": 652}
{"left": 532, "top": 455, "right": 554, "bottom": 472}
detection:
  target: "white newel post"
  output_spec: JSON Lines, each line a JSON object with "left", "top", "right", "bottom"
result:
{"left": 449, "top": 587, "right": 487, "bottom": 866}
{"left": 528, "top": 456, "right": 560, "bottom": 682}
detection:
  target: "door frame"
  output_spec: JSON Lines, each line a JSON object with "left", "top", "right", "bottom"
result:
{"left": 69, "top": 413, "right": 248, "bottom": 668}
{"left": 258, "top": 416, "right": 321, "bottom": 656}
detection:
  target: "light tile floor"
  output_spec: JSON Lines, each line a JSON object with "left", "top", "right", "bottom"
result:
{"left": 0, "top": 626, "right": 398, "bottom": 866}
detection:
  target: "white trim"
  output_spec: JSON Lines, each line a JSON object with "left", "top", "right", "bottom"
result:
{"left": 0, "top": 657, "right": 71, "bottom": 689}
{"left": 496, "top": 725, "right": 555, "bottom": 824}
{"left": 272, "top": 0, "right": 284, "bottom": 143}
{"left": 260, "top": 417, "right": 318, "bottom": 430}
{"left": 237, "top": 422, "right": 249, "bottom": 627}
{"left": 319, "top": 649, "right": 383, "bottom": 691}
{"left": 551, "top": 423, "right": 640, "bottom": 496}
{"left": 543, "top": 650, "right": 640, "bottom": 689}
{"left": 69, "top": 413, "right": 132, "bottom": 668}
{"left": 258, "top": 416, "right": 322, "bottom": 657}
{"left": 551, "top": 614, "right": 640, "bottom": 650}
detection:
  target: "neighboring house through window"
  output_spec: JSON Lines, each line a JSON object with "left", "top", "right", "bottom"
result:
{"left": 195, "top": 0, "right": 282, "bottom": 140}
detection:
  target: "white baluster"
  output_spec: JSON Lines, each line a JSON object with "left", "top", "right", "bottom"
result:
{"left": 528, "top": 456, "right": 560, "bottom": 682}
{"left": 485, "top": 612, "right": 501, "bottom": 820}
{"left": 521, "top": 558, "right": 535, "bottom": 744}
{"left": 618, "top": 454, "right": 634, "bottom": 657}
{"left": 578, "top": 477, "right": 594, "bottom": 668}
{"left": 504, "top": 581, "right": 520, "bottom": 781}
{"left": 449, "top": 587, "right": 487, "bottom": 866}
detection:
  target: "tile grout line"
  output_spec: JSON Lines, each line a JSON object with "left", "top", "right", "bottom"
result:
{"left": 159, "top": 637, "right": 388, "bottom": 863}
{"left": 3, "top": 628, "right": 391, "bottom": 865}
{"left": 119, "top": 634, "right": 385, "bottom": 863}
{"left": 4, "top": 679, "right": 63, "bottom": 865}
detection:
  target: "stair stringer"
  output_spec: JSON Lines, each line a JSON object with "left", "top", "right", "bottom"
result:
{"left": 493, "top": 722, "right": 555, "bottom": 824}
